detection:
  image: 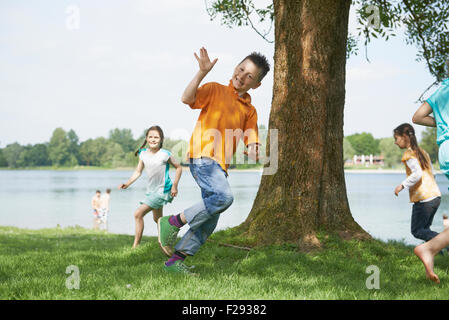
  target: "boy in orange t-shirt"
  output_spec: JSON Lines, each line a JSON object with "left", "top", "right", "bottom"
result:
{"left": 157, "top": 47, "right": 270, "bottom": 274}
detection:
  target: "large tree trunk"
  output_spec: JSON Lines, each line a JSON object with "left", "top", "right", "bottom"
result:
{"left": 239, "top": 0, "right": 370, "bottom": 248}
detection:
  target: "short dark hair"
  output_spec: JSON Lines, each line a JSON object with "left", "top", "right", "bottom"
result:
{"left": 240, "top": 52, "right": 270, "bottom": 81}
{"left": 96, "top": 190, "right": 101, "bottom": 194}
{"left": 106, "top": 188, "right": 111, "bottom": 193}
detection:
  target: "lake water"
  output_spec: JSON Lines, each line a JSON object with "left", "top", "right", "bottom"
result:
{"left": 1, "top": 169, "right": 449, "bottom": 246}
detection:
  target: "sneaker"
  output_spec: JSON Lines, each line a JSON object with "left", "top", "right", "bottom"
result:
{"left": 157, "top": 216, "right": 179, "bottom": 257}
{"left": 164, "top": 260, "right": 197, "bottom": 275}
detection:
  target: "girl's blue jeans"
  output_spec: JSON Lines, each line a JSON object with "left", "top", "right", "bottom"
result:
{"left": 174, "top": 157, "right": 234, "bottom": 256}
{"left": 411, "top": 197, "right": 440, "bottom": 241}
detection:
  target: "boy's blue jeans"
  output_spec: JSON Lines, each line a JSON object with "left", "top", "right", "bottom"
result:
{"left": 174, "top": 157, "right": 234, "bottom": 256}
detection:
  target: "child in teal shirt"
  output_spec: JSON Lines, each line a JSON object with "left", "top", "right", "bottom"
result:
{"left": 412, "top": 62, "right": 449, "bottom": 283}
{"left": 413, "top": 76, "right": 449, "bottom": 178}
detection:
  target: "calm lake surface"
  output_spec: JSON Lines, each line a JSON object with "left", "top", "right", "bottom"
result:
{"left": 1, "top": 169, "right": 449, "bottom": 246}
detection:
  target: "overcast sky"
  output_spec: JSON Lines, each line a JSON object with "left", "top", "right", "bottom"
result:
{"left": 0, "top": 0, "right": 437, "bottom": 147}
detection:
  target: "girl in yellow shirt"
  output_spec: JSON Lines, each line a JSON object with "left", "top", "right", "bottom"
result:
{"left": 393, "top": 123, "right": 441, "bottom": 242}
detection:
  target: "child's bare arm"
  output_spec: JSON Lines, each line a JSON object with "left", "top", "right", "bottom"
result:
{"left": 412, "top": 102, "right": 436, "bottom": 127}
{"left": 118, "top": 160, "right": 144, "bottom": 189}
{"left": 395, "top": 158, "right": 422, "bottom": 196}
{"left": 181, "top": 47, "right": 217, "bottom": 105}
{"left": 394, "top": 184, "right": 404, "bottom": 196}
{"left": 168, "top": 156, "right": 182, "bottom": 196}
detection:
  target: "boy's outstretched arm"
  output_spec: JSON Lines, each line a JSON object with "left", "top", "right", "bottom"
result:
{"left": 412, "top": 102, "right": 436, "bottom": 127}
{"left": 181, "top": 47, "right": 217, "bottom": 105}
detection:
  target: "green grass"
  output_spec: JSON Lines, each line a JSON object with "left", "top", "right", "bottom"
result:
{"left": 0, "top": 226, "right": 448, "bottom": 300}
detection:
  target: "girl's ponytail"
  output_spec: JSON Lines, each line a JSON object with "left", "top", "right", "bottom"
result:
{"left": 135, "top": 139, "right": 148, "bottom": 157}
{"left": 409, "top": 131, "right": 430, "bottom": 170}
{"left": 394, "top": 123, "right": 430, "bottom": 170}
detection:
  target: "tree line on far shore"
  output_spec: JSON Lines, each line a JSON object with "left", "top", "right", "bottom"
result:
{"left": 0, "top": 127, "right": 266, "bottom": 169}
{"left": 0, "top": 128, "right": 183, "bottom": 169}
{"left": 343, "top": 127, "right": 438, "bottom": 168}
{"left": 0, "top": 126, "right": 438, "bottom": 169}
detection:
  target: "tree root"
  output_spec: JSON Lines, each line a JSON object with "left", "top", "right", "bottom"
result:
{"left": 207, "top": 239, "right": 252, "bottom": 251}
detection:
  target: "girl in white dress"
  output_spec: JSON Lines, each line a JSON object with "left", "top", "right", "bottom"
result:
{"left": 118, "top": 126, "right": 182, "bottom": 248}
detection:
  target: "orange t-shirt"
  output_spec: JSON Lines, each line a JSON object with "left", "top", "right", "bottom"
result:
{"left": 187, "top": 80, "right": 260, "bottom": 172}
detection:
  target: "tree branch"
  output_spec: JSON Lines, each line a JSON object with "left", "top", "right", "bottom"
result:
{"left": 240, "top": 2, "right": 274, "bottom": 43}
{"left": 402, "top": 0, "right": 436, "bottom": 79}
{"left": 207, "top": 239, "right": 253, "bottom": 251}
{"left": 415, "top": 80, "right": 439, "bottom": 104}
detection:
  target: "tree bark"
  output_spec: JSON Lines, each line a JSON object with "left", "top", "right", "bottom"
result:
{"left": 239, "top": 0, "right": 370, "bottom": 248}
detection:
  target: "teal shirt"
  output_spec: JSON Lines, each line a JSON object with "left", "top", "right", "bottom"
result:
{"left": 426, "top": 79, "right": 449, "bottom": 146}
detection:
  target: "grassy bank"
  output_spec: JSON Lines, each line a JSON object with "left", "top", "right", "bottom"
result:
{"left": 0, "top": 226, "right": 448, "bottom": 300}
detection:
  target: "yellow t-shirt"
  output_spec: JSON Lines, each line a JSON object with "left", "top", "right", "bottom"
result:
{"left": 401, "top": 148, "right": 441, "bottom": 203}
{"left": 187, "top": 81, "right": 260, "bottom": 172}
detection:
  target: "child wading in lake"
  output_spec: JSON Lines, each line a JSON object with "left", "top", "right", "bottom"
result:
{"left": 91, "top": 190, "right": 102, "bottom": 230}
{"left": 157, "top": 47, "right": 270, "bottom": 274}
{"left": 118, "top": 126, "right": 182, "bottom": 248}
{"left": 98, "top": 188, "right": 111, "bottom": 231}
{"left": 393, "top": 123, "right": 441, "bottom": 243}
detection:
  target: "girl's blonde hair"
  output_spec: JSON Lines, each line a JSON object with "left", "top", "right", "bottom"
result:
{"left": 393, "top": 123, "right": 430, "bottom": 170}
{"left": 135, "top": 126, "right": 164, "bottom": 156}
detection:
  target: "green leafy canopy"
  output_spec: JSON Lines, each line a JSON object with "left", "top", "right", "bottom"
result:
{"left": 205, "top": 0, "right": 449, "bottom": 86}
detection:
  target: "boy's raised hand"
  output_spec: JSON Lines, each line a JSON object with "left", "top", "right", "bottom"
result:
{"left": 194, "top": 47, "right": 218, "bottom": 74}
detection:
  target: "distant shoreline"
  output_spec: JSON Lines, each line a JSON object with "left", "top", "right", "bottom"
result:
{"left": 345, "top": 169, "right": 403, "bottom": 174}
{"left": 346, "top": 169, "right": 445, "bottom": 175}
{"left": 0, "top": 167, "right": 443, "bottom": 174}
